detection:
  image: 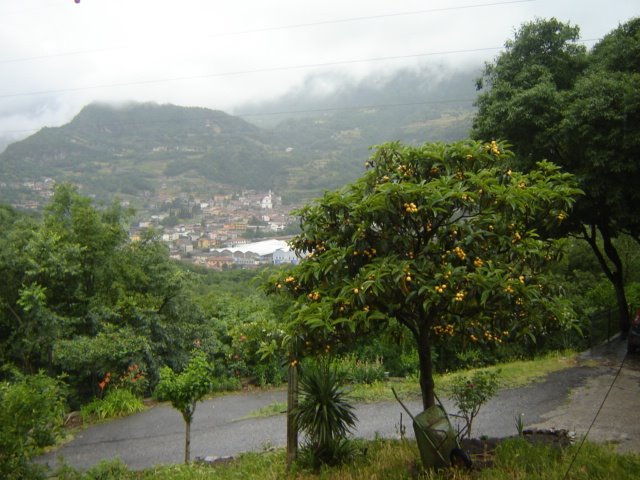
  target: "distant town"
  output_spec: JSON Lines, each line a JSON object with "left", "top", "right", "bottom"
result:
{"left": 5, "top": 178, "right": 302, "bottom": 270}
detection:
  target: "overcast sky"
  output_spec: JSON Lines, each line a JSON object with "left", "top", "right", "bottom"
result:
{"left": 0, "top": 0, "right": 637, "bottom": 145}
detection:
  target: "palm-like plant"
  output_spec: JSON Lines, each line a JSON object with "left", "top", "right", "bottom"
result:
{"left": 293, "top": 358, "right": 358, "bottom": 466}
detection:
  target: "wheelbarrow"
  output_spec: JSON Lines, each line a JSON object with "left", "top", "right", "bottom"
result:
{"left": 392, "top": 387, "right": 472, "bottom": 470}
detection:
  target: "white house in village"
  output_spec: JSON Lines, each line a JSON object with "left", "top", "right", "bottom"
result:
{"left": 210, "top": 239, "right": 299, "bottom": 266}
{"left": 260, "top": 190, "right": 273, "bottom": 210}
{"left": 273, "top": 248, "right": 298, "bottom": 265}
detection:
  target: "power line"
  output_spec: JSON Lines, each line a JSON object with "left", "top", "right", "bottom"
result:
{"left": 0, "top": 46, "right": 500, "bottom": 100}
{"left": 562, "top": 353, "right": 628, "bottom": 480}
{"left": 206, "top": 0, "right": 537, "bottom": 38}
{"left": 0, "top": 45, "right": 129, "bottom": 65}
{"left": 1, "top": 36, "right": 600, "bottom": 101}
{"left": 0, "top": 0, "right": 536, "bottom": 65}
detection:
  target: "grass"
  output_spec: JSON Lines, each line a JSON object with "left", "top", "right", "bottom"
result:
{"left": 347, "top": 350, "right": 579, "bottom": 403}
{"left": 52, "top": 438, "right": 640, "bottom": 479}
{"left": 243, "top": 401, "right": 287, "bottom": 419}
{"left": 80, "top": 389, "right": 146, "bottom": 423}
{"left": 241, "top": 351, "right": 578, "bottom": 416}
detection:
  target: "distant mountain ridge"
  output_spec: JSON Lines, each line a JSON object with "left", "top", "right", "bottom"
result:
{"left": 0, "top": 102, "right": 293, "bottom": 203}
{"left": 0, "top": 66, "right": 478, "bottom": 207}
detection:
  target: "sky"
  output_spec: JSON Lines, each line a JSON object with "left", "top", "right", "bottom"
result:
{"left": 0, "top": 0, "right": 637, "bottom": 146}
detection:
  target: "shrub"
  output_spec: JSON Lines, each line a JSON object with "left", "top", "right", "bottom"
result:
{"left": 334, "top": 355, "right": 386, "bottom": 384}
{"left": 116, "top": 364, "right": 148, "bottom": 397}
{"left": 253, "top": 362, "right": 285, "bottom": 387}
{"left": 625, "top": 282, "right": 640, "bottom": 312}
{"left": 454, "top": 349, "right": 487, "bottom": 369}
{"left": 228, "top": 312, "right": 286, "bottom": 387}
{"left": 448, "top": 370, "right": 500, "bottom": 439}
{"left": 345, "top": 326, "right": 418, "bottom": 378}
{"left": 213, "top": 375, "right": 242, "bottom": 392}
{"left": 51, "top": 458, "right": 132, "bottom": 480}
{"left": 83, "top": 459, "right": 132, "bottom": 479}
{"left": 80, "top": 388, "right": 145, "bottom": 423}
{"left": 0, "top": 370, "right": 66, "bottom": 480}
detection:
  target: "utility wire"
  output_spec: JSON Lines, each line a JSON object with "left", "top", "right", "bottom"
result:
{"left": 205, "top": 0, "right": 536, "bottom": 38}
{"left": 0, "top": 47, "right": 499, "bottom": 99}
{"left": 0, "top": 34, "right": 600, "bottom": 101}
{"left": 562, "top": 351, "right": 628, "bottom": 480}
{"left": 0, "top": 45, "right": 129, "bottom": 65}
{"left": 0, "top": 0, "right": 535, "bottom": 65}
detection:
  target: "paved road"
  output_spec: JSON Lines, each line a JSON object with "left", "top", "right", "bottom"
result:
{"left": 38, "top": 339, "right": 640, "bottom": 470}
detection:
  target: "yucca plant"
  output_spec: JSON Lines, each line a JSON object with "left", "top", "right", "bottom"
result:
{"left": 293, "top": 358, "right": 358, "bottom": 467}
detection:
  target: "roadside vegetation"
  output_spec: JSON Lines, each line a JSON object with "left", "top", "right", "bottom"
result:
{"left": 242, "top": 350, "right": 575, "bottom": 421}
{"left": 48, "top": 438, "right": 640, "bottom": 479}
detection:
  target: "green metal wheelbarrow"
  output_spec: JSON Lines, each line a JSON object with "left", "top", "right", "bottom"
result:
{"left": 392, "top": 388, "right": 472, "bottom": 470}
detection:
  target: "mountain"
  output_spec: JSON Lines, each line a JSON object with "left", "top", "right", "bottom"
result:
{"left": 0, "top": 102, "right": 293, "bottom": 203}
{"left": 0, "top": 66, "right": 478, "bottom": 207}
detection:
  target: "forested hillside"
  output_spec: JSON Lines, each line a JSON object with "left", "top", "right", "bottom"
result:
{"left": 0, "top": 66, "right": 477, "bottom": 205}
{"left": 0, "top": 103, "right": 292, "bottom": 201}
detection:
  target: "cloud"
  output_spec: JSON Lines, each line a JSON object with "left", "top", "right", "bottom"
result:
{"left": 0, "top": 0, "right": 637, "bottom": 145}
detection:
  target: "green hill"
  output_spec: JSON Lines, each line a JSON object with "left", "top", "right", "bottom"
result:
{"left": 0, "top": 103, "right": 291, "bottom": 200}
{"left": 0, "top": 67, "right": 478, "bottom": 206}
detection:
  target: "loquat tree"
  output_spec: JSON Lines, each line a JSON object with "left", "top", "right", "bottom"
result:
{"left": 269, "top": 139, "right": 581, "bottom": 410}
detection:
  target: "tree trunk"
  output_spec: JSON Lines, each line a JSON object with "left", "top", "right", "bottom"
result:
{"left": 583, "top": 224, "right": 630, "bottom": 336}
{"left": 286, "top": 363, "right": 298, "bottom": 470}
{"left": 185, "top": 419, "right": 191, "bottom": 464}
{"left": 416, "top": 325, "right": 435, "bottom": 410}
{"left": 601, "top": 228, "right": 631, "bottom": 336}
{"left": 613, "top": 277, "right": 631, "bottom": 336}
{"left": 183, "top": 404, "right": 195, "bottom": 464}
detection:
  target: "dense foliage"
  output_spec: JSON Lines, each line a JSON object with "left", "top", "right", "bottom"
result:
{"left": 473, "top": 17, "right": 640, "bottom": 333}
{"left": 0, "top": 186, "right": 293, "bottom": 408}
{"left": 0, "top": 185, "right": 215, "bottom": 405}
{"left": 0, "top": 370, "right": 66, "bottom": 479}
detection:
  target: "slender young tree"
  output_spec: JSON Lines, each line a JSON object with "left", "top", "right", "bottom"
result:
{"left": 153, "top": 350, "right": 215, "bottom": 463}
